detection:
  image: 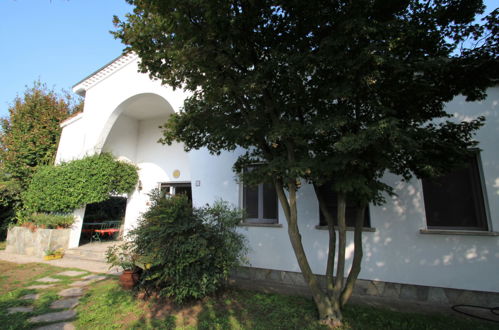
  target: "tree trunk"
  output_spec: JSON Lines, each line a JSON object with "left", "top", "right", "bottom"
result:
{"left": 340, "top": 204, "right": 365, "bottom": 307}
{"left": 274, "top": 180, "right": 343, "bottom": 323}
{"left": 313, "top": 184, "right": 336, "bottom": 297}
{"left": 333, "top": 193, "right": 347, "bottom": 303}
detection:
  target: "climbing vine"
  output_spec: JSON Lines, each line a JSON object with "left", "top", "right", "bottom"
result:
{"left": 22, "top": 153, "right": 138, "bottom": 214}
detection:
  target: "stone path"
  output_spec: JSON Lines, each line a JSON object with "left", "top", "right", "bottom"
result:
{"left": 37, "top": 277, "right": 62, "bottom": 283}
{"left": 7, "top": 269, "right": 107, "bottom": 329}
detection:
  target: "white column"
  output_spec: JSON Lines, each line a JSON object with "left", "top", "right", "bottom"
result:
{"left": 68, "top": 206, "right": 86, "bottom": 248}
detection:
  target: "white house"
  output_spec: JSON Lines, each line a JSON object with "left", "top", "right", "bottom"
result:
{"left": 56, "top": 53, "right": 499, "bottom": 307}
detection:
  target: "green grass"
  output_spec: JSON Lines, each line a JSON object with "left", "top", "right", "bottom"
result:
{"left": 75, "top": 281, "right": 497, "bottom": 330}
{"left": 1, "top": 261, "right": 497, "bottom": 329}
{"left": 0, "top": 241, "right": 6, "bottom": 250}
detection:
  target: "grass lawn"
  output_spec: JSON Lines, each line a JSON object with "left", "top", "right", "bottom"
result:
{"left": 0, "top": 261, "right": 496, "bottom": 329}
{"left": 0, "top": 240, "right": 6, "bottom": 250}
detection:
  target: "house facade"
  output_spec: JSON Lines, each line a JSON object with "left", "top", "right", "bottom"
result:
{"left": 57, "top": 53, "right": 499, "bottom": 306}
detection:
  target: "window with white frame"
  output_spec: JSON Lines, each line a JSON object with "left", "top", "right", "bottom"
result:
{"left": 421, "top": 152, "right": 489, "bottom": 231}
{"left": 242, "top": 168, "right": 278, "bottom": 224}
{"left": 160, "top": 182, "right": 192, "bottom": 204}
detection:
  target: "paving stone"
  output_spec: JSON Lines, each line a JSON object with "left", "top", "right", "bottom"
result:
{"left": 427, "top": 287, "right": 449, "bottom": 304}
{"left": 444, "top": 288, "right": 463, "bottom": 304}
{"left": 69, "top": 280, "right": 93, "bottom": 287}
{"left": 353, "top": 279, "right": 369, "bottom": 295}
{"left": 34, "top": 323, "right": 75, "bottom": 330}
{"left": 58, "top": 287, "right": 84, "bottom": 297}
{"left": 28, "top": 310, "right": 76, "bottom": 323}
{"left": 8, "top": 306, "right": 34, "bottom": 314}
{"left": 27, "top": 284, "right": 55, "bottom": 289}
{"left": 20, "top": 294, "right": 40, "bottom": 300}
{"left": 399, "top": 284, "right": 429, "bottom": 302}
{"left": 81, "top": 274, "right": 106, "bottom": 281}
{"left": 50, "top": 298, "right": 80, "bottom": 309}
{"left": 56, "top": 270, "right": 87, "bottom": 277}
{"left": 383, "top": 283, "right": 402, "bottom": 299}
{"left": 366, "top": 280, "right": 385, "bottom": 296}
{"left": 37, "top": 277, "right": 62, "bottom": 283}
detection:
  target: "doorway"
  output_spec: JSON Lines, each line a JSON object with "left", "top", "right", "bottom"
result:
{"left": 160, "top": 182, "right": 192, "bottom": 204}
{"left": 79, "top": 196, "right": 127, "bottom": 245}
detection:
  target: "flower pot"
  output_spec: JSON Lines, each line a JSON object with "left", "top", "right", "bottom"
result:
{"left": 43, "top": 254, "right": 63, "bottom": 260}
{"left": 119, "top": 270, "right": 140, "bottom": 290}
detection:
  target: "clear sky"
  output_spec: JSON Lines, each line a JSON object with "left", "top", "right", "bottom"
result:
{"left": 0, "top": 1, "right": 497, "bottom": 119}
{"left": 0, "top": 0, "right": 132, "bottom": 117}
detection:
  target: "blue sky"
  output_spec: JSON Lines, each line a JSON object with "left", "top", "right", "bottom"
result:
{"left": 0, "top": 1, "right": 497, "bottom": 118}
{"left": 0, "top": 0, "right": 132, "bottom": 117}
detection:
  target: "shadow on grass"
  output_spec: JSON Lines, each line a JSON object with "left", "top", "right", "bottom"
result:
{"left": 75, "top": 280, "right": 498, "bottom": 330}
{"left": 0, "top": 288, "right": 34, "bottom": 330}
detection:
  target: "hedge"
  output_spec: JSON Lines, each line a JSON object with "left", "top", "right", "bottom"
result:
{"left": 22, "top": 153, "right": 138, "bottom": 214}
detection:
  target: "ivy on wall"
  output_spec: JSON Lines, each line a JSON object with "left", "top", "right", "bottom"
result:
{"left": 22, "top": 153, "right": 138, "bottom": 214}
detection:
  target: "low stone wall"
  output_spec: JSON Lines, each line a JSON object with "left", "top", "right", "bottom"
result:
{"left": 230, "top": 266, "right": 499, "bottom": 308}
{"left": 6, "top": 226, "right": 71, "bottom": 257}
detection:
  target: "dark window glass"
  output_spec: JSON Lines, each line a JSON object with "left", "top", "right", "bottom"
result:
{"left": 263, "top": 183, "right": 278, "bottom": 219}
{"left": 422, "top": 154, "right": 488, "bottom": 230}
{"left": 318, "top": 184, "right": 370, "bottom": 227}
{"left": 243, "top": 184, "right": 259, "bottom": 219}
{"left": 175, "top": 186, "right": 192, "bottom": 203}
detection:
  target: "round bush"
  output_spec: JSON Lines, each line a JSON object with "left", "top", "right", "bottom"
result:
{"left": 130, "top": 192, "right": 247, "bottom": 303}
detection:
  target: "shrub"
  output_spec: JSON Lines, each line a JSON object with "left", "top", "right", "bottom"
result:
{"left": 29, "top": 213, "right": 75, "bottom": 229}
{"left": 106, "top": 241, "right": 139, "bottom": 270}
{"left": 129, "top": 191, "right": 247, "bottom": 303}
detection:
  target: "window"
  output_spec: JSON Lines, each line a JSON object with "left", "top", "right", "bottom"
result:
{"left": 242, "top": 170, "right": 278, "bottom": 224}
{"left": 160, "top": 182, "right": 192, "bottom": 204}
{"left": 422, "top": 153, "right": 488, "bottom": 231}
{"left": 317, "top": 184, "right": 370, "bottom": 227}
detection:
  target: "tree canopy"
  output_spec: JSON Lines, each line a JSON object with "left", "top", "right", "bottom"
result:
{"left": 114, "top": 0, "right": 498, "bottom": 324}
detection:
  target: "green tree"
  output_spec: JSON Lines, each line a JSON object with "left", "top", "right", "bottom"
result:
{"left": 0, "top": 81, "right": 82, "bottom": 189}
{"left": 114, "top": 0, "right": 498, "bottom": 325}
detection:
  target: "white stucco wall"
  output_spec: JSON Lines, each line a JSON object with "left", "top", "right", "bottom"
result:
{"left": 55, "top": 113, "right": 86, "bottom": 163}
{"left": 102, "top": 114, "right": 139, "bottom": 163}
{"left": 58, "top": 56, "right": 191, "bottom": 242}
{"left": 121, "top": 116, "right": 191, "bottom": 233}
{"left": 190, "top": 88, "right": 499, "bottom": 293}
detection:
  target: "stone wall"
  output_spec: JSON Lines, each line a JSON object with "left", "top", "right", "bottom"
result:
{"left": 230, "top": 266, "right": 499, "bottom": 308}
{"left": 6, "top": 226, "right": 71, "bottom": 257}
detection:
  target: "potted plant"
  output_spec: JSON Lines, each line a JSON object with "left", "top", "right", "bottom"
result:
{"left": 106, "top": 242, "right": 141, "bottom": 289}
{"left": 43, "top": 248, "right": 64, "bottom": 260}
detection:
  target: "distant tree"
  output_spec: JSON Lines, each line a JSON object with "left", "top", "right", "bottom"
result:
{"left": 0, "top": 81, "right": 82, "bottom": 189}
{"left": 114, "top": 0, "right": 498, "bottom": 325}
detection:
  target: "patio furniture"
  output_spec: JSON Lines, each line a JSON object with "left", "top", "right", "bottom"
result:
{"left": 94, "top": 221, "right": 121, "bottom": 240}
